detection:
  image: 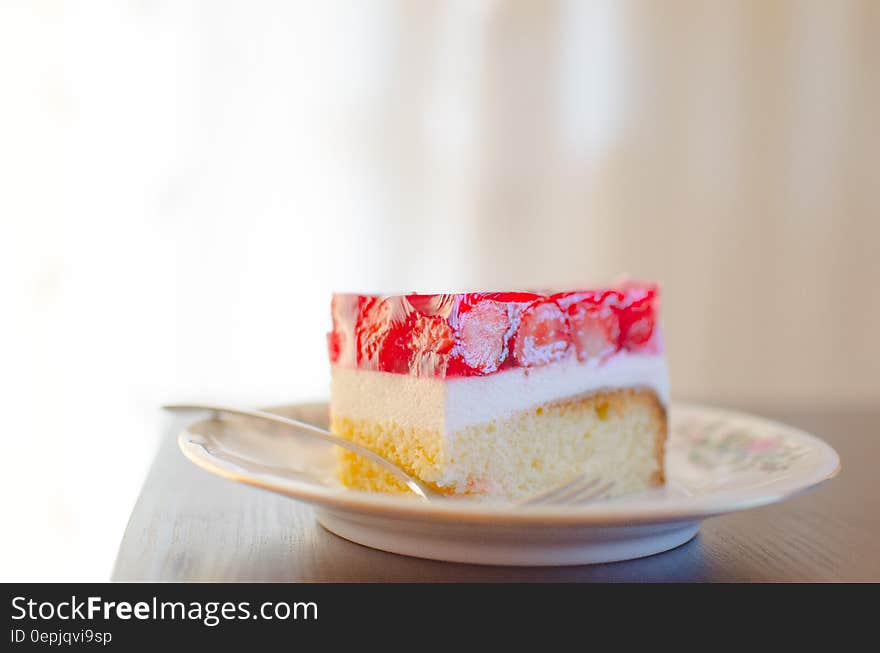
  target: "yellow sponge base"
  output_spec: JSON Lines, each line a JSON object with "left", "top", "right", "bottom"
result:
{"left": 332, "top": 388, "right": 666, "bottom": 500}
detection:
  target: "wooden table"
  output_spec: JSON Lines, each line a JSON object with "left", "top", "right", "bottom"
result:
{"left": 112, "top": 405, "right": 878, "bottom": 582}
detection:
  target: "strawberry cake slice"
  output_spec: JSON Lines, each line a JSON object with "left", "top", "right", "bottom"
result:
{"left": 327, "top": 282, "right": 669, "bottom": 501}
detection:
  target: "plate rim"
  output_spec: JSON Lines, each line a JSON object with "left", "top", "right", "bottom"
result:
{"left": 177, "top": 401, "right": 840, "bottom": 527}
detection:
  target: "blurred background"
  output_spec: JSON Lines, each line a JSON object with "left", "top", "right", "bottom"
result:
{"left": 1, "top": 0, "right": 877, "bottom": 580}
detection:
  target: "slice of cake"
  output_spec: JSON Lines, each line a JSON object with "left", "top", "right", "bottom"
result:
{"left": 327, "top": 282, "right": 669, "bottom": 501}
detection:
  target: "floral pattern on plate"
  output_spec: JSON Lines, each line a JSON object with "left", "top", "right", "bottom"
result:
{"left": 673, "top": 415, "right": 809, "bottom": 473}
{"left": 666, "top": 409, "right": 816, "bottom": 497}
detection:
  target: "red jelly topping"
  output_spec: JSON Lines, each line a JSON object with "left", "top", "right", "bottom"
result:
{"left": 329, "top": 282, "right": 661, "bottom": 377}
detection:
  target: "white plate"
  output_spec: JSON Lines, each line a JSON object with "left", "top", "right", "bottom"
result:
{"left": 178, "top": 402, "right": 840, "bottom": 566}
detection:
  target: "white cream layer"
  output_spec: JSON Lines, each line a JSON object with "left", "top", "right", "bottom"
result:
{"left": 330, "top": 351, "right": 669, "bottom": 433}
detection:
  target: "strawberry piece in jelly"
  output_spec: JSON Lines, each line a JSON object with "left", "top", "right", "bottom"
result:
{"left": 355, "top": 296, "right": 412, "bottom": 372}
{"left": 454, "top": 296, "right": 512, "bottom": 374}
{"left": 510, "top": 299, "right": 572, "bottom": 367}
{"left": 559, "top": 290, "right": 622, "bottom": 362}
{"left": 614, "top": 282, "right": 658, "bottom": 351}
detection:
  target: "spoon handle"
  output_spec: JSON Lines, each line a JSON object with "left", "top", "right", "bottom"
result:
{"left": 163, "top": 403, "right": 433, "bottom": 501}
